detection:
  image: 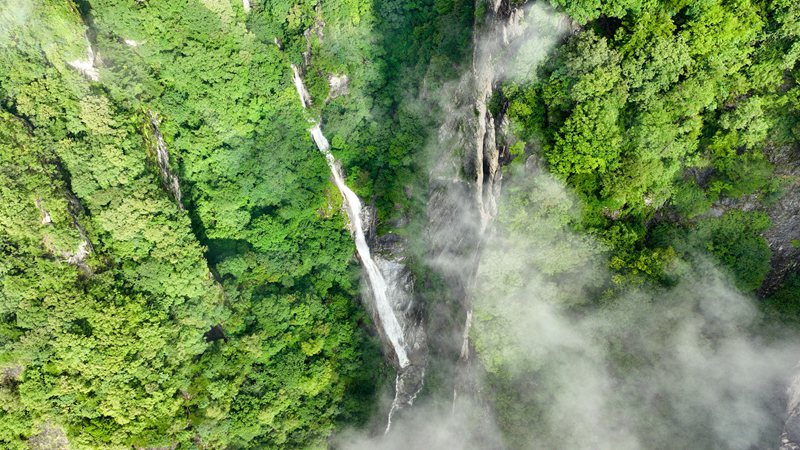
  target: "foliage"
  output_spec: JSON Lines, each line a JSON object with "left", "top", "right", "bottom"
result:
{"left": 0, "top": 2, "right": 237, "bottom": 445}
{"left": 505, "top": 0, "right": 800, "bottom": 285}
{"left": 0, "top": 0, "right": 477, "bottom": 444}
{"left": 2, "top": 0, "right": 800, "bottom": 447}
{"left": 0, "top": 0, "right": 398, "bottom": 447}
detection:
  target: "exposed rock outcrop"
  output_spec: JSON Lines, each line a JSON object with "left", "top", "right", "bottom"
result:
{"left": 146, "top": 111, "right": 184, "bottom": 209}
{"left": 761, "top": 144, "right": 800, "bottom": 297}
{"left": 427, "top": 0, "right": 531, "bottom": 406}
{"left": 28, "top": 423, "right": 70, "bottom": 450}
{"left": 781, "top": 371, "right": 800, "bottom": 450}
{"left": 327, "top": 73, "right": 349, "bottom": 101}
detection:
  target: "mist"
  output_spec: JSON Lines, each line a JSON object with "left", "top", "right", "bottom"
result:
{"left": 336, "top": 1, "right": 800, "bottom": 447}
{"left": 470, "top": 166, "right": 799, "bottom": 449}
{"left": 339, "top": 159, "right": 799, "bottom": 450}
{"left": 0, "top": 0, "right": 31, "bottom": 43}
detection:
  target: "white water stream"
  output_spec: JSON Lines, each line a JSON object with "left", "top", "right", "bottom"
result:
{"left": 292, "top": 65, "right": 410, "bottom": 368}
{"left": 68, "top": 38, "right": 99, "bottom": 81}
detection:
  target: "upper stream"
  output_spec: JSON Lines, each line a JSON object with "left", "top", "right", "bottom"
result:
{"left": 290, "top": 64, "right": 410, "bottom": 369}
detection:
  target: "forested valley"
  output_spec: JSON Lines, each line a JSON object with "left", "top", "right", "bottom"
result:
{"left": 0, "top": 0, "right": 799, "bottom": 449}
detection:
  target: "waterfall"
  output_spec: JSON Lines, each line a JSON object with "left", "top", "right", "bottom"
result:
{"left": 291, "top": 64, "right": 313, "bottom": 109}
{"left": 292, "top": 64, "right": 410, "bottom": 368}
{"left": 35, "top": 198, "right": 52, "bottom": 224}
{"left": 68, "top": 35, "right": 99, "bottom": 81}
{"left": 64, "top": 190, "right": 94, "bottom": 273}
{"left": 66, "top": 241, "right": 91, "bottom": 266}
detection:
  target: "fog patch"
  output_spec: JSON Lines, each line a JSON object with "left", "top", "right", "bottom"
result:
{"left": 469, "top": 168, "right": 799, "bottom": 449}
{"left": 0, "top": 0, "right": 32, "bottom": 43}
{"left": 333, "top": 397, "right": 505, "bottom": 450}
{"left": 338, "top": 161, "right": 800, "bottom": 449}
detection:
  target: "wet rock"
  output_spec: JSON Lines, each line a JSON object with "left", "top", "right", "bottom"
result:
{"left": 780, "top": 364, "right": 800, "bottom": 449}
{"left": 371, "top": 234, "right": 428, "bottom": 432}
{"left": 787, "top": 415, "right": 800, "bottom": 444}
{"left": 147, "top": 111, "right": 183, "bottom": 209}
{"left": 760, "top": 144, "right": 800, "bottom": 297}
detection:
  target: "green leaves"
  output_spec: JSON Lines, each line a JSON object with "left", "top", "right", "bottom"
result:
{"left": 0, "top": 2, "right": 230, "bottom": 447}
{"left": 505, "top": 0, "right": 794, "bottom": 287}
{"left": 693, "top": 211, "right": 772, "bottom": 292}
{"left": 552, "top": 98, "right": 624, "bottom": 175}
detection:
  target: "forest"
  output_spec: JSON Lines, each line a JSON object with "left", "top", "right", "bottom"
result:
{"left": 0, "top": 0, "right": 798, "bottom": 449}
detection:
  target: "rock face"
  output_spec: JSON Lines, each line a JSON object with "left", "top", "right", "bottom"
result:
{"left": 761, "top": 144, "right": 800, "bottom": 297}
{"left": 781, "top": 372, "right": 800, "bottom": 450}
{"left": 772, "top": 144, "right": 800, "bottom": 450}
{"left": 374, "top": 233, "right": 427, "bottom": 366}
{"left": 372, "top": 232, "right": 427, "bottom": 433}
{"left": 147, "top": 111, "right": 184, "bottom": 209}
{"left": 427, "top": 0, "right": 530, "bottom": 403}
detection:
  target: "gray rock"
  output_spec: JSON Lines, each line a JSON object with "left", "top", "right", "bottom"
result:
{"left": 761, "top": 144, "right": 800, "bottom": 297}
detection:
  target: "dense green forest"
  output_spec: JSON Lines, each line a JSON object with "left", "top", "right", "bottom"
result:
{"left": 0, "top": 0, "right": 469, "bottom": 447}
{"left": 505, "top": 0, "right": 800, "bottom": 290}
{"left": 1, "top": 0, "right": 799, "bottom": 448}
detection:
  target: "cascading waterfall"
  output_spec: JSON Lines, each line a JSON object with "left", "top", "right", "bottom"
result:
{"left": 34, "top": 198, "right": 52, "bottom": 225}
{"left": 291, "top": 64, "right": 410, "bottom": 369}
{"left": 68, "top": 35, "right": 99, "bottom": 81}
{"left": 291, "top": 64, "right": 313, "bottom": 108}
